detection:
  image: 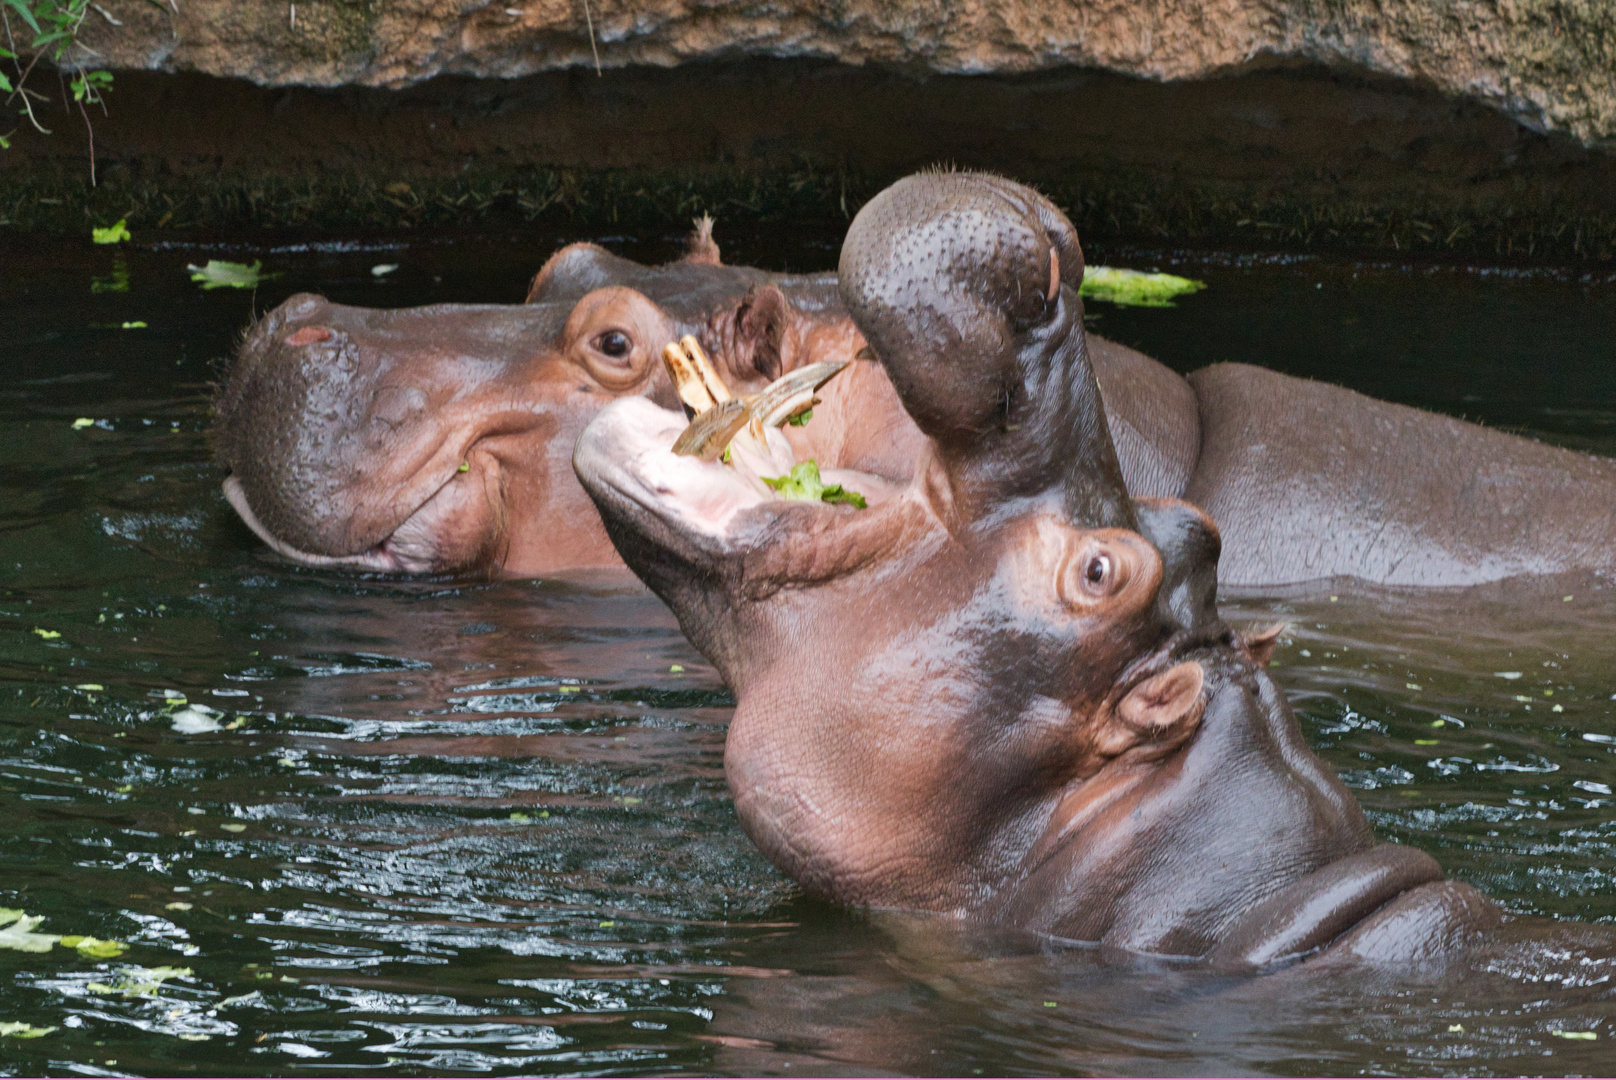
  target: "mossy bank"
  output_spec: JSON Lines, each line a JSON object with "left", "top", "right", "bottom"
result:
{"left": 5, "top": 61, "right": 1616, "bottom": 262}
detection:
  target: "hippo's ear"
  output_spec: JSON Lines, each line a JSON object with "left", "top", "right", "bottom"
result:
{"left": 1094, "top": 661, "right": 1206, "bottom": 759}
{"left": 1241, "top": 624, "right": 1286, "bottom": 668}
{"left": 681, "top": 214, "right": 722, "bottom": 266}
{"left": 726, "top": 285, "right": 790, "bottom": 382}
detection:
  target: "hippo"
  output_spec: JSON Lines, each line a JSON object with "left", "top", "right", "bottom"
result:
{"left": 216, "top": 216, "right": 1616, "bottom": 589}
{"left": 570, "top": 172, "right": 1615, "bottom": 968}
{"left": 212, "top": 224, "right": 900, "bottom": 576}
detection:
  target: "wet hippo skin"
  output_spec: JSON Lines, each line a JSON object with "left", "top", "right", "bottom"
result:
{"left": 570, "top": 172, "right": 1603, "bottom": 969}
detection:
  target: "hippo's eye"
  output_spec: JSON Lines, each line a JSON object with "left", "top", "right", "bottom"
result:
{"left": 1083, "top": 554, "right": 1112, "bottom": 591}
{"left": 595, "top": 330, "right": 633, "bottom": 359}
{"left": 1059, "top": 544, "right": 1128, "bottom": 608}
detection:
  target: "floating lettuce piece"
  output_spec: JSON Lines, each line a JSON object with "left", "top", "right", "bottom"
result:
{"left": 87, "top": 966, "right": 193, "bottom": 998}
{"left": 59, "top": 935, "right": 128, "bottom": 959}
{"left": 170, "top": 705, "right": 223, "bottom": 734}
{"left": 187, "top": 260, "right": 276, "bottom": 290}
{"left": 1079, "top": 266, "right": 1206, "bottom": 308}
{"left": 762, "top": 460, "right": 866, "bottom": 509}
{"left": 0, "top": 911, "right": 126, "bottom": 957}
{"left": 0, "top": 1022, "right": 56, "bottom": 1039}
{"left": 92, "top": 219, "right": 131, "bottom": 245}
{"left": 0, "top": 912, "right": 59, "bottom": 953}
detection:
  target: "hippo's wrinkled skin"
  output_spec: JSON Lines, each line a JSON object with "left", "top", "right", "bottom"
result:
{"left": 572, "top": 173, "right": 1531, "bottom": 966}
{"left": 213, "top": 229, "right": 881, "bottom": 576}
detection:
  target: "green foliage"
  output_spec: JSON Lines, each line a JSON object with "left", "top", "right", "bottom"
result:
{"left": 91, "top": 217, "right": 128, "bottom": 244}
{"left": 187, "top": 259, "right": 277, "bottom": 290}
{"left": 1079, "top": 266, "right": 1207, "bottom": 308}
{"left": 762, "top": 460, "right": 867, "bottom": 509}
{"left": 86, "top": 965, "right": 193, "bottom": 998}
{"left": 1, "top": 0, "right": 113, "bottom": 170}
{"left": 0, "top": 909, "right": 128, "bottom": 958}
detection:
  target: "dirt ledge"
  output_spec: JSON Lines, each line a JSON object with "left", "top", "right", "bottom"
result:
{"left": 4, "top": 61, "right": 1615, "bottom": 261}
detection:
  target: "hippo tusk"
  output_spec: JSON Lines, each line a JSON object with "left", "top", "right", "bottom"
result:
{"left": 748, "top": 360, "right": 848, "bottom": 428}
{"left": 671, "top": 398, "right": 751, "bottom": 460}
{"left": 662, "top": 335, "right": 734, "bottom": 419}
{"left": 663, "top": 340, "right": 719, "bottom": 416}
{"left": 666, "top": 344, "right": 850, "bottom": 469}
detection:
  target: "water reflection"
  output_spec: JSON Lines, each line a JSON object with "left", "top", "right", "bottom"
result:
{"left": 1, "top": 231, "right": 1614, "bottom": 1075}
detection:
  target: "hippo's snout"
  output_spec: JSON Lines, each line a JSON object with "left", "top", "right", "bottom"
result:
{"left": 215, "top": 300, "right": 387, "bottom": 558}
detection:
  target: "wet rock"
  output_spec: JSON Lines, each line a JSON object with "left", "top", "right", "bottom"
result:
{"left": 72, "top": 0, "right": 1616, "bottom": 147}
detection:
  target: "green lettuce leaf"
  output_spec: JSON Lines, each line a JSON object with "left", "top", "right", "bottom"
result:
{"left": 761, "top": 460, "right": 866, "bottom": 509}
{"left": 1079, "top": 266, "right": 1206, "bottom": 308}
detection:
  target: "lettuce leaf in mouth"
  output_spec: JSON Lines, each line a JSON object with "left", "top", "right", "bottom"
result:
{"left": 762, "top": 461, "right": 866, "bottom": 509}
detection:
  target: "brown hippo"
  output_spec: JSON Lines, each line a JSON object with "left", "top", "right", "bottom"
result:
{"left": 212, "top": 226, "right": 890, "bottom": 576}
{"left": 571, "top": 171, "right": 1612, "bottom": 967}
{"left": 216, "top": 218, "right": 1616, "bottom": 589}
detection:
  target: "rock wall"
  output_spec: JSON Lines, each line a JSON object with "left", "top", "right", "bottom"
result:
{"left": 70, "top": 0, "right": 1616, "bottom": 148}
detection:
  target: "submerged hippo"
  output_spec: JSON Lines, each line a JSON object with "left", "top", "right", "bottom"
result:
{"left": 572, "top": 172, "right": 1614, "bottom": 967}
{"left": 216, "top": 214, "right": 1616, "bottom": 589}
{"left": 212, "top": 226, "right": 900, "bottom": 576}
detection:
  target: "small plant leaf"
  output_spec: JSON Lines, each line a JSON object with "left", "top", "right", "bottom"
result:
{"left": 170, "top": 706, "right": 224, "bottom": 734}
{"left": 92, "top": 219, "right": 131, "bottom": 244}
{"left": 1079, "top": 266, "right": 1206, "bottom": 308}
{"left": 3, "top": 0, "right": 41, "bottom": 36}
{"left": 0, "top": 913, "right": 59, "bottom": 953}
{"left": 187, "top": 259, "right": 276, "bottom": 290}
{"left": 58, "top": 935, "right": 128, "bottom": 959}
{"left": 87, "top": 965, "right": 193, "bottom": 998}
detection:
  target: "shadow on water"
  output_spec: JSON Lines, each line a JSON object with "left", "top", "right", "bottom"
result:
{"left": 1, "top": 226, "right": 1615, "bottom": 1075}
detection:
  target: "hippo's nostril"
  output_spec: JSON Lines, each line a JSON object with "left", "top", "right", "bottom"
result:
{"left": 286, "top": 325, "right": 335, "bottom": 347}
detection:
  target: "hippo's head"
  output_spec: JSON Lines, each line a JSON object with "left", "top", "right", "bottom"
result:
{"left": 575, "top": 173, "right": 1461, "bottom": 963}
{"left": 212, "top": 233, "right": 861, "bottom": 577}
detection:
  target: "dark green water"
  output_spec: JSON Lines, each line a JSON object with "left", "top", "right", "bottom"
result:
{"left": 2, "top": 229, "right": 1616, "bottom": 1076}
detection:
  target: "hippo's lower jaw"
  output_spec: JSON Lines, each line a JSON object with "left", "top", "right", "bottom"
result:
{"left": 222, "top": 475, "right": 463, "bottom": 575}
{"left": 574, "top": 396, "right": 898, "bottom": 564}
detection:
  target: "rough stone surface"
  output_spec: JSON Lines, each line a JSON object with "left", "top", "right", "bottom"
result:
{"left": 67, "top": 0, "right": 1616, "bottom": 148}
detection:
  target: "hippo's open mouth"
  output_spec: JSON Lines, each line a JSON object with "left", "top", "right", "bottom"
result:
{"left": 574, "top": 344, "right": 898, "bottom": 557}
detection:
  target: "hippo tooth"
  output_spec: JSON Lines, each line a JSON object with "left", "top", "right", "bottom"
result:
{"left": 662, "top": 341, "right": 720, "bottom": 416}
{"left": 748, "top": 360, "right": 849, "bottom": 428}
{"left": 672, "top": 399, "right": 749, "bottom": 460}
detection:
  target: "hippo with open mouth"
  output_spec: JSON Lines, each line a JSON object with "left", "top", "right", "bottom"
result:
{"left": 571, "top": 172, "right": 1616, "bottom": 967}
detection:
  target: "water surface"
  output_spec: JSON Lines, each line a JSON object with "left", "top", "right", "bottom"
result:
{"left": 1, "top": 229, "right": 1615, "bottom": 1076}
